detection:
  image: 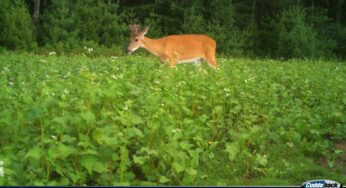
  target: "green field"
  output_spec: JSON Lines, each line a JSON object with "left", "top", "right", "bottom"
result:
{"left": 0, "top": 52, "right": 345, "bottom": 185}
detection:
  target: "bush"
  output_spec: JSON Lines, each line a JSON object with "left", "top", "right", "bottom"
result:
{"left": 0, "top": 0, "right": 36, "bottom": 50}
{"left": 206, "top": 0, "right": 249, "bottom": 56}
{"left": 274, "top": 6, "right": 318, "bottom": 59}
{"left": 181, "top": 3, "right": 206, "bottom": 34}
{"left": 41, "top": 1, "right": 79, "bottom": 48}
{"left": 42, "top": 0, "right": 127, "bottom": 49}
{"left": 322, "top": 23, "right": 346, "bottom": 59}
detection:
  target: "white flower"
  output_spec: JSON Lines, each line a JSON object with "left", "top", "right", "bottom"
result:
{"left": 49, "top": 51, "right": 56, "bottom": 55}
{"left": 172, "top": 128, "right": 181, "bottom": 133}
{"left": 286, "top": 142, "right": 294, "bottom": 148}
{"left": 87, "top": 48, "right": 93, "bottom": 53}
{"left": 177, "top": 81, "right": 186, "bottom": 86}
{"left": 0, "top": 161, "right": 4, "bottom": 177}
{"left": 224, "top": 88, "right": 230, "bottom": 97}
{"left": 111, "top": 74, "right": 123, "bottom": 80}
{"left": 63, "top": 71, "right": 71, "bottom": 78}
{"left": 63, "top": 88, "right": 69, "bottom": 94}
{"left": 123, "top": 105, "right": 128, "bottom": 111}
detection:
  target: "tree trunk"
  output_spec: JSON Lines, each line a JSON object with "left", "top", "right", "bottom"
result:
{"left": 251, "top": 0, "right": 256, "bottom": 32}
{"left": 336, "top": 0, "right": 344, "bottom": 23}
{"left": 33, "top": 0, "right": 40, "bottom": 22}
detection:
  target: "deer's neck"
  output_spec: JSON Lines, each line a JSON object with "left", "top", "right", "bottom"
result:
{"left": 142, "top": 37, "right": 164, "bottom": 57}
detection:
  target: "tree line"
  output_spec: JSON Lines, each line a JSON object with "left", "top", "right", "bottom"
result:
{"left": 0, "top": 0, "right": 345, "bottom": 59}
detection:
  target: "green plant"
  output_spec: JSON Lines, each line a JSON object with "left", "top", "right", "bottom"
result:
{"left": 0, "top": 0, "right": 36, "bottom": 50}
{"left": 0, "top": 53, "right": 345, "bottom": 185}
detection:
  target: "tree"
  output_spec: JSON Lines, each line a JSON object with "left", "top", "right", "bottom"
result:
{"left": 206, "top": 0, "right": 248, "bottom": 56}
{"left": 275, "top": 6, "right": 318, "bottom": 58}
{"left": 32, "top": 0, "right": 40, "bottom": 23}
{"left": 0, "top": 0, "right": 36, "bottom": 50}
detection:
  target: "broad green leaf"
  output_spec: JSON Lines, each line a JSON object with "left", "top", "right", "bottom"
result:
{"left": 81, "top": 156, "right": 107, "bottom": 175}
{"left": 81, "top": 157, "right": 96, "bottom": 175}
{"left": 57, "top": 144, "right": 75, "bottom": 158}
{"left": 61, "top": 135, "right": 76, "bottom": 143}
{"left": 92, "top": 128, "right": 103, "bottom": 145}
{"left": 133, "top": 156, "right": 146, "bottom": 165}
{"left": 25, "top": 146, "right": 41, "bottom": 160}
{"left": 173, "top": 161, "right": 185, "bottom": 173}
{"left": 255, "top": 154, "right": 268, "bottom": 167}
{"left": 159, "top": 176, "right": 170, "bottom": 183}
{"left": 93, "top": 160, "right": 108, "bottom": 173}
{"left": 131, "top": 114, "right": 144, "bottom": 124}
{"left": 179, "top": 142, "right": 192, "bottom": 150}
{"left": 127, "top": 127, "right": 143, "bottom": 138}
{"left": 225, "top": 142, "right": 239, "bottom": 161}
{"left": 53, "top": 117, "right": 68, "bottom": 125}
{"left": 81, "top": 111, "right": 96, "bottom": 124}
{"left": 186, "top": 167, "right": 197, "bottom": 176}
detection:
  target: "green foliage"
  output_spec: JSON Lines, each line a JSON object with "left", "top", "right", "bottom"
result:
{"left": 42, "top": 0, "right": 127, "bottom": 49}
{"left": 274, "top": 5, "right": 337, "bottom": 59}
{"left": 0, "top": 0, "right": 345, "bottom": 59}
{"left": 274, "top": 6, "right": 319, "bottom": 59}
{"left": 207, "top": 0, "right": 235, "bottom": 53}
{"left": 322, "top": 23, "right": 346, "bottom": 58}
{"left": 206, "top": 0, "right": 249, "bottom": 56}
{"left": 181, "top": 3, "right": 206, "bottom": 34}
{"left": 41, "top": 0, "right": 79, "bottom": 48}
{"left": 0, "top": 53, "right": 345, "bottom": 185}
{"left": 0, "top": 0, "right": 36, "bottom": 50}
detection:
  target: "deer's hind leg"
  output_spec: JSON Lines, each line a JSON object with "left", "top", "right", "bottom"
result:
{"left": 205, "top": 52, "right": 217, "bottom": 68}
{"left": 205, "top": 43, "right": 217, "bottom": 68}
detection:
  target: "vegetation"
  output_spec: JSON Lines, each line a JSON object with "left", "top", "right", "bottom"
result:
{"left": 0, "top": 0, "right": 346, "bottom": 58}
{"left": 0, "top": 0, "right": 345, "bottom": 186}
{"left": 0, "top": 52, "right": 345, "bottom": 185}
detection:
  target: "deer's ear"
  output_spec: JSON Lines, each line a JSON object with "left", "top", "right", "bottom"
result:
{"left": 142, "top": 26, "right": 149, "bottom": 36}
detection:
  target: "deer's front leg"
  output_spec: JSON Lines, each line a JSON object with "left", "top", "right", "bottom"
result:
{"left": 168, "top": 59, "right": 177, "bottom": 68}
{"left": 160, "top": 54, "right": 176, "bottom": 68}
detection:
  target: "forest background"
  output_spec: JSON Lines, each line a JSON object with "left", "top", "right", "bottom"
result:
{"left": 1, "top": 0, "right": 346, "bottom": 59}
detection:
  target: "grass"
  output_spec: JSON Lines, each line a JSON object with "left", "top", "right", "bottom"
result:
{"left": 0, "top": 52, "right": 345, "bottom": 185}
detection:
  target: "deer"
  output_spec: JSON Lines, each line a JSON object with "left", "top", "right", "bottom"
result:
{"left": 127, "top": 24, "right": 217, "bottom": 68}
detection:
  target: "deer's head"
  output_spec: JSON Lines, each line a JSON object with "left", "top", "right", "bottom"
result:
{"left": 127, "top": 24, "right": 149, "bottom": 54}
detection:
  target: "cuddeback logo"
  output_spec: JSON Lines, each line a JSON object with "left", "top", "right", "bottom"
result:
{"left": 301, "top": 180, "right": 343, "bottom": 188}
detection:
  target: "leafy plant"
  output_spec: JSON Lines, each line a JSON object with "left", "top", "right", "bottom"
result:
{"left": 0, "top": 53, "right": 345, "bottom": 185}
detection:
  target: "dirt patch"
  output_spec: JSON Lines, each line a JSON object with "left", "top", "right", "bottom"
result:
{"left": 335, "top": 141, "right": 346, "bottom": 166}
{"left": 318, "top": 140, "right": 346, "bottom": 175}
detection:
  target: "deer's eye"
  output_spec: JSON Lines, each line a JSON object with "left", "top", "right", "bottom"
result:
{"left": 135, "top": 38, "right": 138, "bottom": 42}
